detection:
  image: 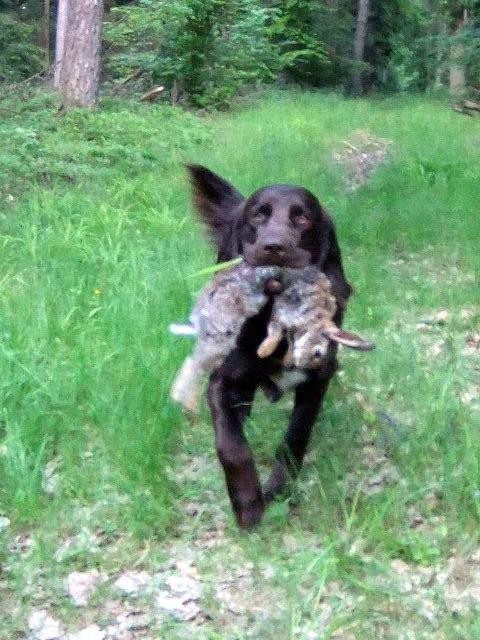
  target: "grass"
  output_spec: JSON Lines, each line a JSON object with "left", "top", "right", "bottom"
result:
{"left": 0, "top": 89, "right": 479, "bottom": 638}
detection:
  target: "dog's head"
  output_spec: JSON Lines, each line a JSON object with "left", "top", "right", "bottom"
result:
{"left": 187, "top": 165, "right": 352, "bottom": 308}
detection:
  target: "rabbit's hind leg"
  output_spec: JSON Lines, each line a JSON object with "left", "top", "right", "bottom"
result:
{"left": 257, "top": 321, "right": 284, "bottom": 359}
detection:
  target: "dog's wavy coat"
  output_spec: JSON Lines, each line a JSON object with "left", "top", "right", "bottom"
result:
{"left": 186, "top": 164, "right": 356, "bottom": 529}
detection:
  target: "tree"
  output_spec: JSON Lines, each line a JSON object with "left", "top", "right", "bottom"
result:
{"left": 55, "top": 0, "right": 104, "bottom": 108}
{"left": 54, "top": 0, "right": 68, "bottom": 88}
{"left": 36, "top": 0, "right": 51, "bottom": 68}
{"left": 449, "top": 7, "right": 468, "bottom": 93}
{"left": 351, "top": 0, "right": 370, "bottom": 95}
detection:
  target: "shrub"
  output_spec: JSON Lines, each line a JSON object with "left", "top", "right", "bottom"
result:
{"left": 0, "top": 92, "right": 209, "bottom": 197}
{"left": 0, "top": 13, "right": 43, "bottom": 83}
{"left": 103, "top": 0, "right": 281, "bottom": 108}
{"left": 268, "top": 0, "right": 355, "bottom": 87}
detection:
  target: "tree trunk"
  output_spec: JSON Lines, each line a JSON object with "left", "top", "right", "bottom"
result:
{"left": 449, "top": 9, "right": 468, "bottom": 95}
{"left": 351, "top": 0, "right": 369, "bottom": 96}
{"left": 54, "top": 0, "right": 69, "bottom": 88}
{"left": 41, "top": 0, "right": 50, "bottom": 69}
{"left": 433, "top": 20, "right": 447, "bottom": 90}
{"left": 57, "top": 0, "right": 104, "bottom": 108}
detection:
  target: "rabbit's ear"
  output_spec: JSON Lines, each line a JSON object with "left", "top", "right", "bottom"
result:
{"left": 323, "top": 327, "right": 375, "bottom": 351}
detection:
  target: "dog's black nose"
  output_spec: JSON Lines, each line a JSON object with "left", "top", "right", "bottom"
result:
{"left": 263, "top": 243, "right": 285, "bottom": 254}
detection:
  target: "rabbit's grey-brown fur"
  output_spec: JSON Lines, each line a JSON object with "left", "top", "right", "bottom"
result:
{"left": 171, "top": 264, "right": 373, "bottom": 414}
{"left": 170, "top": 264, "right": 281, "bottom": 413}
{"left": 257, "top": 266, "right": 338, "bottom": 368}
{"left": 257, "top": 266, "right": 373, "bottom": 368}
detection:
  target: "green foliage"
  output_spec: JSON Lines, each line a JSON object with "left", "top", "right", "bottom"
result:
{"left": 0, "top": 91, "right": 212, "bottom": 532}
{"left": 103, "top": 0, "right": 281, "bottom": 108}
{"left": 2, "top": 0, "right": 480, "bottom": 104}
{"left": 368, "top": 0, "right": 480, "bottom": 92}
{"left": 0, "top": 12, "right": 43, "bottom": 82}
{"left": 268, "top": 0, "right": 355, "bottom": 86}
{"left": 457, "top": 24, "right": 480, "bottom": 88}
{"left": 101, "top": 0, "right": 480, "bottom": 98}
{"left": 366, "top": 0, "right": 427, "bottom": 91}
{"left": 0, "top": 92, "right": 209, "bottom": 197}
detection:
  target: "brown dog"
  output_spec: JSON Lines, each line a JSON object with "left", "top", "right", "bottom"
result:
{"left": 186, "top": 164, "right": 359, "bottom": 529}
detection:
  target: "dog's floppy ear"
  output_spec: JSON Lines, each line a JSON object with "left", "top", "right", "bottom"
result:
{"left": 186, "top": 165, "right": 244, "bottom": 259}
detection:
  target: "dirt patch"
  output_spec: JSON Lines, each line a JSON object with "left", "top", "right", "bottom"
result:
{"left": 437, "top": 550, "right": 480, "bottom": 616}
{"left": 389, "top": 253, "right": 476, "bottom": 288}
{"left": 373, "top": 548, "right": 480, "bottom": 628}
{"left": 461, "top": 385, "right": 480, "bottom": 408}
{"left": 345, "top": 424, "right": 402, "bottom": 497}
{"left": 332, "top": 130, "right": 391, "bottom": 191}
{"left": 464, "top": 332, "right": 480, "bottom": 357}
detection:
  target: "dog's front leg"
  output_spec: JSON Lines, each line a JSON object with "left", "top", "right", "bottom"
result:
{"left": 264, "top": 367, "right": 335, "bottom": 503}
{"left": 207, "top": 372, "right": 263, "bottom": 529}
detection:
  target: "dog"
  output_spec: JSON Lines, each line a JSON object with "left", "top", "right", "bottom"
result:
{"left": 186, "top": 164, "right": 354, "bottom": 529}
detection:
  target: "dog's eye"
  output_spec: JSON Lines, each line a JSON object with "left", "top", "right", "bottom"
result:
{"left": 253, "top": 204, "right": 272, "bottom": 220}
{"left": 290, "top": 205, "right": 310, "bottom": 226}
{"left": 313, "top": 348, "right": 323, "bottom": 359}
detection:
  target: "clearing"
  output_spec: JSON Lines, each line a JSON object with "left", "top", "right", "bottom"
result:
{"left": 0, "top": 91, "right": 479, "bottom": 639}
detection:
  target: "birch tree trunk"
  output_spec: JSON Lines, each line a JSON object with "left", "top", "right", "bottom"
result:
{"left": 54, "top": 0, "right": 69, "bottom": 88}
{"left": 449, "top": 9, "right": 468, "bottom": 94}
{"left": 57, "top": 0, "right": 104, "bottom": 108}
{"left": 41, "top": 0, "right": 50, "bottom": 69}
{"left": 351, "top": 0, "right": 369, "bottom": 96}
{"left": 433, "top": 20, "right": 447, "bottom": 90}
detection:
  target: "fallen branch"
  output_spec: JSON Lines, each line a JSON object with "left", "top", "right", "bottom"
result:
{"left": 463, "top": 99, "right": 480, "bottom": 111}
{"left": 112, "top": 69, "right": 144, "bottom": 95}
{"left": 140, "top": 86, "right": 165, "bottom": 102}
{"left": 453, "top": 99, "right": 480, "bottom": 116}
{"left": 0, "top": 65, "right": 54, "bottom": 102}
{"left": 453, "top": 104, "right": 473, "bottom": 115}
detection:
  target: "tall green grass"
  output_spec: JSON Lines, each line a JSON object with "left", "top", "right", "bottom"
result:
{"left": 0, "top": 90, "right": 479, "bottom": 543}
{"left": 0, "top": 96, "right": 213, "bottom": 533}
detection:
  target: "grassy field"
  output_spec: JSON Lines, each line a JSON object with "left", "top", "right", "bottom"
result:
{"left": 0, "top": 90, "right": 479, "bottom": 639}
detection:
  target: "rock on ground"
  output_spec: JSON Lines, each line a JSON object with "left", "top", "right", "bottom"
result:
{"left": 68, "top": 624, "right": 106, "bottom": 640}
{"left": 28, "top": 609, "right": 64, "bottom": 640}
{"left": 155, "top": 574, "right": 202, "bottom": 621}
{"left": 114, "top": 570, "right": 152, "bottom": 596}
{"left": 65, "top": 569, "right": 105, "bottom": 607}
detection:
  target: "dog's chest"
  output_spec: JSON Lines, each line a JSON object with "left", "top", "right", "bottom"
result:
{"left": 269, "top": 368, "right": 307, "bottom": 392}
